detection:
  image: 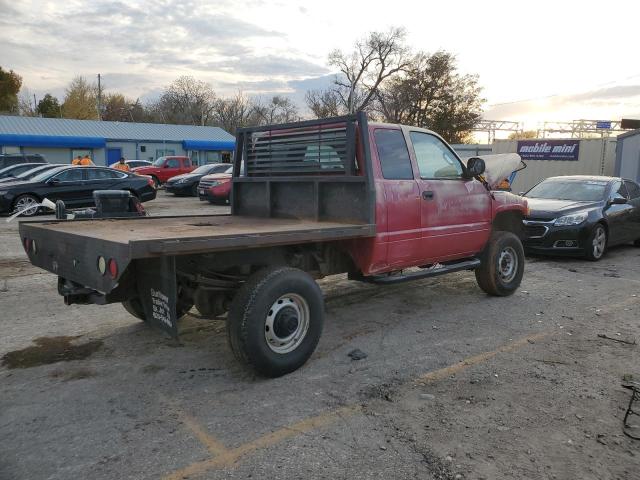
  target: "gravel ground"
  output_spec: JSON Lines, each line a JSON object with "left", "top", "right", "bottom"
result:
{"left": 0, "top": 191, "right": 638, "bottom": 480}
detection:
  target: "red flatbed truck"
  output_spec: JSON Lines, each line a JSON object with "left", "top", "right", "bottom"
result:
{"left": 19, "top": 113, "right": 528, "bottom": 377}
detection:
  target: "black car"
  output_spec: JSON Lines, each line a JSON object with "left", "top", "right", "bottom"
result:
{"left": 165, "top": 163, "right": 231, "bottom": 196}
{"left": 0, "top": 164, "right": 62, "bottom": 184}
{"left": 0, "top": 163, "right": 52, "bottom": 180}
{"left": 0, "top": 165, "right": 157, "bottom": 217}
{"left": 522, "top": 175, "right": 640, "bottom": 260}
{"left": 0, "top": 153, "right": 46, "bottom": 169}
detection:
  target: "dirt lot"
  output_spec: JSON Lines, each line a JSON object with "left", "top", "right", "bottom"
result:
{"left": 1, "top": 191, "right": 638, "bottom": 480}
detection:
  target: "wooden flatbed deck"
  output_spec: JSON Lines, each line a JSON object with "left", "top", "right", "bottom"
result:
{"left": 21, "top": 214, "right": 376, "bottom": 258}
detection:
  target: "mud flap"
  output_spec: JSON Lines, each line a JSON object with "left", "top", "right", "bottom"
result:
{"left": 136, "top": 257, "right": 179, "bottom": 338}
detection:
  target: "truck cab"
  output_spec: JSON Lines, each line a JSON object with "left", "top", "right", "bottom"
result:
{"left": 133, "top": 156, "right": 194, "bottom": 187}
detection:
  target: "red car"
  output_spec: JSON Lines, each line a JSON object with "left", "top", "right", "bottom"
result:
{"left": 132, "top": 156, "right": 194, "bottom": 187}
{"left": 197, "top": 166, "right": 232, "bottom": 203}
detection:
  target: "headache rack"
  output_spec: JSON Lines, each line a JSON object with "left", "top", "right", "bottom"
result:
{"left": 231, "top": 112, "right": 375, "bottom": 225}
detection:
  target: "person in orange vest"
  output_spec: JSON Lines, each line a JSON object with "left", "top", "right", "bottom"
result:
{"left": 79, "top": 154, "right": 94, "bottom": 166}
{"left": 113, "top": 157, "right": 130, "bottom": 172}
{"left": 71, "top": 155, "right": 82, "bottom": 165}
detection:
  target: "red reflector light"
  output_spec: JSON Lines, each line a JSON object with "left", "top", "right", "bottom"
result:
{"left": 23, "top": 238, "right": 32, "bottom": 253}
{"left": 107, "top": 258, "right": 118, "bottom": 278}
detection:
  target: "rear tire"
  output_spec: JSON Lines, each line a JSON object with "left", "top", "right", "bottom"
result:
{"left": 191, "top": 184, "right": 198, "bottom": 196}
{"left": 13, "top": 194, "right": 40, "bottom": 217}
{"left": 633, "top": 239, "right": 640, "bottom": 247}
{"left": 475, "top": 231, "right": 525, "bottom": 296}
{"left": 227, "top": 266, "right": 324, "bottom": 377}
{"left": 584, "top": 224, "right": 607, "bottom": 261}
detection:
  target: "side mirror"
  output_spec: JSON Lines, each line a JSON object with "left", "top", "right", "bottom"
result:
{"left": 466, "top": 157, "right": 486, "bottom": 177}
{"left": 610, "top": 197, "right": 627, "bottom": 205}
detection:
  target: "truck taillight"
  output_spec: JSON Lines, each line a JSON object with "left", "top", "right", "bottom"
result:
{"left": 108, "top": 258, "right": 118, "bottom": 278}
{"left": 23, "top": 237, "right": 31, "bottom": 253}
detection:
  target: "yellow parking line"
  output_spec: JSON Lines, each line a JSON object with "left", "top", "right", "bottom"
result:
{"left": 163, "top": 331, "right": 549, "bottom": 479}
{"left": 163, "top": 405, "right": 359, "bottom": 480}
{"left": 415, "top": 331, "right": 550, "bottom": 384}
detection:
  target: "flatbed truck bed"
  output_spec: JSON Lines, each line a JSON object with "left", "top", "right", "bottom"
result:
{"left": 21, "top": 214, "right": 375, "bottom": 258}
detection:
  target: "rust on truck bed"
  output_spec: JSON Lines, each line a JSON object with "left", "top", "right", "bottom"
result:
{"left": 21, "top": 214, "right": 375, "bottom": 258}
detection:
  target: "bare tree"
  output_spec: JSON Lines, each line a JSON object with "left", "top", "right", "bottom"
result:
{"left": 327, "top": 27, "right": 410, "bottom": 113}
{"left": 153, "top": 76, "right": 216, "bottom": 125}
{"left": 305, "top": 89, "right": 342, "bottom": 118}
{"left": 211, "top": 91, "right": 257, "bottom": 134}
{"left": 252, "top": 96, "right": 299, "bottom": 125}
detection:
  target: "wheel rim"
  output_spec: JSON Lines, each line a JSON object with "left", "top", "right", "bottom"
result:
{"left": 592, "top": 226, "right": 606, "bottom": 258}
{"left": 264, "top": 293, "right": 310, "bottom": 354}
{"left": 498, "top": 246, "right": 518, "bottom": 283}
{"left": 14, "top": 196, "right": 39, "bottom": 216}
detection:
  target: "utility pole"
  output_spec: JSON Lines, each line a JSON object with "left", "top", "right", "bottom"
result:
{"left": 97, "top": 73, "right": 102, "bottom": 120}
{"left": 33, "top": 94, "right": 37, "bottom": 115}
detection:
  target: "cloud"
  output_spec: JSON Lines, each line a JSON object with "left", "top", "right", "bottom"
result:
{"left": 1, "top": 0, "right": 325, "bottom": 99}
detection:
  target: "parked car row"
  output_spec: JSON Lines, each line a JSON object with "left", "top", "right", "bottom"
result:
{"left": 0, "top": 163, "right": 156, "bottom": 217}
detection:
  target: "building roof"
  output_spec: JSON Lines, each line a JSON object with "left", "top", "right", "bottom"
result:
{"left": 0, "top": 115, "right": 234, "bottom": 145}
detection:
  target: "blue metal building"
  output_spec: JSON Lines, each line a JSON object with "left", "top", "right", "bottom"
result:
{"left": 0, "top": 116, "right": 235, "bottom": 166}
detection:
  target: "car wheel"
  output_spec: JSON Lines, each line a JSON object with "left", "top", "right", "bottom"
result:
{"left": 13, "top": 194, "right": 40, "bottom": 217}
{"left": 585, "top": 224, "right": 607, "bottom": 261}
{"left": 227, "top": 266, "right": 324, "bottom": 377}
{"left": 634, "top": 239, "right": 640, "bottom": 247}
{"left": 191, "top": 184, "right": 198, "bottom": 196}
{"left": 475, "top": 231, "right": 525, "bottom": 296}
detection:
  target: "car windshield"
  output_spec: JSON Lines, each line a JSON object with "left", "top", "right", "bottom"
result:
{"left": 526, "top": 179, "right": 608, "bottom": 201}
{"left": 152, "top": 157, "right": 166, "bottom": 166}
{"left": 192, "top": 165, "right": 215, "bottom": 174}
{"left": 225, "top": 166, "right": 233, "bottom": 174}
{"left": 29, "top": 166, "right": 69, "bottom": 182}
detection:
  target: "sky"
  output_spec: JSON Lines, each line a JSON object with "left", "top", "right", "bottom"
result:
{"left": 2, "top": 0, "right": 640, "bottom": 132}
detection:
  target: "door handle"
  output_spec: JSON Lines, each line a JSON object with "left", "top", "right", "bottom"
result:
{"left": 422, "top": 190, "right": 434, "bottom": 200}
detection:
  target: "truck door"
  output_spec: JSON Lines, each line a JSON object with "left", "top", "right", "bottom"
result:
{"left": 408, "top": 130, "right": 491, "bottom": 261}
{"left": 163, "top": 157, "right": 182, "bottom": 181}
{"left": 372, "top": 128, "right": 423, "bottom": 268}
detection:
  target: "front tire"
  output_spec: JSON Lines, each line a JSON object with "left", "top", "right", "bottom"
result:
{"left": 475, "top": 231, "right": 525, "bottom": 296}
{"left": 585, "top": 224, "right": 607, "bottom": 261}
{"left": 13, "top": 194, "right": 40, "bottom": 217}
{"left": 227, "top": 266, "right": 324, "bottom": 377}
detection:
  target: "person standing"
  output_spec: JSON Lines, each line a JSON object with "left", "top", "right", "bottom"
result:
{"left": 71, "top": 155, "right": 82, "bottom": 165}
{"left": 113, "top": 157, "right": 130, "bottom": 172}
{"left": 80, "top": 154, "right": 94, "bottom": 166}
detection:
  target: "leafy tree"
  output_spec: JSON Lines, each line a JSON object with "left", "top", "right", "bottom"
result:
{"left": 375, "top": 51, "right": 485, "bottom": 144}
{"left": 0, "top": 67, "right": 22, "bottom": 113}
{"left": 508, "top": 130, "right": 537, "bottom": 140}
{"left": 37, "top": 94, "right": 62, "bottom": 118}
{"left": 62, "top": 76, "right": 99, "bottom": 120}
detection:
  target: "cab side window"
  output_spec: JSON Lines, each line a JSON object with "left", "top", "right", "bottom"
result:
{"left": 410, "top": 132, "right": 463, "bottom": 179}
{"left": 53, "top": 169, "right": 84, "bottom": 182}
{"left": 624, "top": 180, "right": 640, "bottom": 200}
{"left": 374, "top": 129, "right": 414, "bottom": 180}
{"left": 166, "top": 159, "right": 180, "bottom": 168}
